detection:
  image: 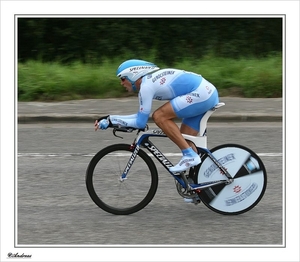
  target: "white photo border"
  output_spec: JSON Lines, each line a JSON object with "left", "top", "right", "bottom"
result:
{"left": 1, "top": 1, "right": 299, "bottom": 262}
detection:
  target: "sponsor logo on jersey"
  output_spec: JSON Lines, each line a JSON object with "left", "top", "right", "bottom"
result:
{"left": 152, "top": 70, "right": 175, "bottom": 83}
{"left": 190, "top": 92, "right": 200, "bottom": 98}
{"left": 160, "top": 77, "right": 166, "bottom": 85}
{"left": 206, "top": 85, "right": 212, "bottom": 94}
{"left": 186, "top": 96, "right": 193, "bottom": 103}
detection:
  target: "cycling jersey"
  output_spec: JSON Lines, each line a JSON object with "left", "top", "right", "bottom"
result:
{"left": 110, "top": 68, "right": 219, "bottom": 131}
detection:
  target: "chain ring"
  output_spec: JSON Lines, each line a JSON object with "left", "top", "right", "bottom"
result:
{"left": 175, "top": 177, "right": 198, "bottom": 198}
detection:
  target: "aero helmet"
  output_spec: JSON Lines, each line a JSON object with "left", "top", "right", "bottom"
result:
{"left": 116, "top": 59, "right": 159, "bottom": 91}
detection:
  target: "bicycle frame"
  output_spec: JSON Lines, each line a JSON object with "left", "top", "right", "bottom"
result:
{"left": 118, "top": 102, "right": 233, "bottom": 191}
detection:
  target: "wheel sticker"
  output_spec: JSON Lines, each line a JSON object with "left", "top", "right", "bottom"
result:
{"left": 233, "top": 185, "right": 242, "bottom": 193}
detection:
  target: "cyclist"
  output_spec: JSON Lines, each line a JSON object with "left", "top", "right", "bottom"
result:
{"left": 95, "top": 59, "right": 219, "bottom": 173}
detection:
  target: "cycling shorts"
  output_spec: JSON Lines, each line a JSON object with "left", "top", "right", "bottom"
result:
{"left": 170, "top": 78, "right": 219, "bottom": 132}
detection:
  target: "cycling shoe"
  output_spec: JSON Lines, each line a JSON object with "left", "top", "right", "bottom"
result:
{"left": 169, "top": 155, "right": 201, "bottom": 174}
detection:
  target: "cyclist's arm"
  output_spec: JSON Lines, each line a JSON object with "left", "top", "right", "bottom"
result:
{"left": 109, "top": 84, "right": 154, "bottom": 129}
{"left": 109, "top": 112, "right": 149, "bottom": 129}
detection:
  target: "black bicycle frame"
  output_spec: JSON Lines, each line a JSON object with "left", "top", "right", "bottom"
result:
{"left": 120, "top": 132, "right": 232, "bottom": 189}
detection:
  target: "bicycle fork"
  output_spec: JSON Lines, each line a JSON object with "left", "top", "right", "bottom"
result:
{"left": 119, "top": 144, "right": 140, "bottom": 182}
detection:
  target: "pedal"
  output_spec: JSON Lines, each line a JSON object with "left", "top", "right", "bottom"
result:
{"left": 184, "top": 196, "right": 201, "bottom": 205}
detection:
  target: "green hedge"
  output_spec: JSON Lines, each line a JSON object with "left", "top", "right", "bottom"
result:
{"left": 18, "top": 54, "right": 282, "bottom": 101}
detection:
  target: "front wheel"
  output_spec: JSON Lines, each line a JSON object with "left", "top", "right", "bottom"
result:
{"left": 197, "top": 144, "right": 267, "bottom": 215}
{"left": 86, "top": 144, "right": 159, "bottom": 215}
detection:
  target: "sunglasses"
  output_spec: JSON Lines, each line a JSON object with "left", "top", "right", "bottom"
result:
{"left": 120, "top": 77, "right": 126, "bottom": 81}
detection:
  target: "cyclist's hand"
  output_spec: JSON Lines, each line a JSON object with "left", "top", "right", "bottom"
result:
{"left": 94, "top": 115, "right": 112, "bottom": 131}
{"left": 98, "top": 119, "right": 110, "bottom": 130}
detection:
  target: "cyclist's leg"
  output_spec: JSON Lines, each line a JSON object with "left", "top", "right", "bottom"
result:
{"left": 152, "top": 103, "right": 200, "bottom": 173}
{"left": 172, "top": 83, "right": 219, "bottom": 162}
{"left": 177, "top": 82, "right": 219, "bottom": 136}
{"left": 180, "top": 120, "right": 203, "bottom": 152}
{"left": 153, "top": 80, "right": 219, "bottom": 173}
{"left": 152, "top": 102, "right": 190, "bottom": 150}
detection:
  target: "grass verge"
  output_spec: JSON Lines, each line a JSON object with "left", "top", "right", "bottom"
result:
{"left": 18, "top": 54, "right": 282, "bottom": 101}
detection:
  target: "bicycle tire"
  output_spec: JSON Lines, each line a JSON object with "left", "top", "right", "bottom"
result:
{"left": 86, "top": 144, "right": 159, "bottom": 215}
{"left": 196, "top": 144, "right": 267, "bottom": 215}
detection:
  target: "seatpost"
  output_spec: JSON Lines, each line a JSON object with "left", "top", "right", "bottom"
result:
{"left": 199, "top": 102, "right": 225, "bottom": 136}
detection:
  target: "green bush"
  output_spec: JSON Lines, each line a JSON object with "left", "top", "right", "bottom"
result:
{"left": 170, "top": 54, "right": 282, "bottom": 98}
{"left": 18, "top": 54, "right": 282, "bottom": 101}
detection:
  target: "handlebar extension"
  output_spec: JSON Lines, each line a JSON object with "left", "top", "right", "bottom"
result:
{"left": 112, "top": 124, "right": 148, "bottom": 139}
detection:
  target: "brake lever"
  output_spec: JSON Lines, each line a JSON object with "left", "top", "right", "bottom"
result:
{"left": 113, "top": 128, "right": 123, "bottom": 139}
{"left": 112, "top": 127, "right": 135, "bottom": 139}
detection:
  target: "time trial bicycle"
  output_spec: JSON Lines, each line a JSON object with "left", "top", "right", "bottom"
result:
{"left": 85, "top": 102, "right": 267, "bottom": 215}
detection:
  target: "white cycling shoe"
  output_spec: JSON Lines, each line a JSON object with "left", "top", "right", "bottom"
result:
{"left": 169, "top": 154, "right": 201, "bottom": 174}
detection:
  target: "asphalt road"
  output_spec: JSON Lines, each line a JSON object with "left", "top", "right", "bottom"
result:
{"left": 17, "top": 122, "right": 283, "bottom": 247}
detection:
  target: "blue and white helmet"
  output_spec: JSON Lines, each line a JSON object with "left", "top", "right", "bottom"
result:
{"left": 116, "top": 59, "right": 160, "bottom": 91}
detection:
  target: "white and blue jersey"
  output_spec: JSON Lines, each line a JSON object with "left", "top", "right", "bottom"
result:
{"left": 110, "top": 69, "right": 219, "bottom": 131}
